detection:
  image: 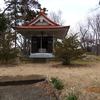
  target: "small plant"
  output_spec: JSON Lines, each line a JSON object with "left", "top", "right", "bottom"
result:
{"left": 54, "top": 81, "right": 64, "bottom": 90}
{"left": 50, "top": 77, "right": 58, "bottom": 84}
{"left": 62, "top": 91, "right": 79, "bottom": 100}
{"left": 50, "top": 77, "right": 64, "bottom": 90}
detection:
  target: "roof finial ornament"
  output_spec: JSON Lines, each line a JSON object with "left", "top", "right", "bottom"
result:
{"left": 40, "top": 8, "right": 48, "bottom": 15}
{"left": 40, "top": 9, "right": 44, "bottom": 12}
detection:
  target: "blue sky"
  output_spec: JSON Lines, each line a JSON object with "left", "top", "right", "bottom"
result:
{"left": 0, "top": 0, "right": 99, "bottom": 27}
{"left": 39, "top": 0, "right": 99, "bottom": 27}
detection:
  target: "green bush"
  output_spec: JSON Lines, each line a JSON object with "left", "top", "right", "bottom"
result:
{"left": 50, "top": 77, "right": 64, "bottom": 90}
{"left": 53, "top": 34, "right": 84, "bottom": 65}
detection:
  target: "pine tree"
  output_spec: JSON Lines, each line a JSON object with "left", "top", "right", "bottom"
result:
{"left": 0, "top": 14, "right": 18, "bottom": 64}
{"left": 4, "top": 0, "right": 41, "bottom": 25}
{"left": 0, "top": 14, "right": 8, "bottom": 32}
{"left": 53, "top": 34, "right": 84, "bottom": 65}
{"left": 0, "top": 32, "right": 18, "bottom": 63}
{"left": 3, "top": 0, "right": 41, "bottom": 54}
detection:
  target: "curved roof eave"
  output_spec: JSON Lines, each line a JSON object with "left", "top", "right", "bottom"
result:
{"left": 12, "top": 25, "right": 70, "bottom": 30}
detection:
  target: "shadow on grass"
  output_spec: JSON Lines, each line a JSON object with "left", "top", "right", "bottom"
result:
{"left": 52, "top": 60, "right": 97, "bottom": 68}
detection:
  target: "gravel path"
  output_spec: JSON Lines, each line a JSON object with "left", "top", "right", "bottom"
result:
{"left": 0, "top": 83, "right": 56, "bottom": 100}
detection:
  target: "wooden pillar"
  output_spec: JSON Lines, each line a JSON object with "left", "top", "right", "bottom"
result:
{"left": 40, "top": 31, "right": 43, "bottom": 49}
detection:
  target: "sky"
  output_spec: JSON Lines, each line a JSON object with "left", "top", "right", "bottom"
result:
{"left": 39, "top": 0, "right": 99, "bottom": 27}
{"left": 0, "top": 0, "right": 99, "bottom": 28}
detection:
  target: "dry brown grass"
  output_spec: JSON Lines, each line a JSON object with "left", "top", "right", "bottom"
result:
{"left": 0, "top": 61, "right": 100, "bottom": 100}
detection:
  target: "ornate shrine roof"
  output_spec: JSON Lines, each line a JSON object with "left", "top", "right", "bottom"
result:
{"left": 12, "top": 10, "right": 70, "bottom": 39}
{"left": 12, "top": 11, "right": 70, "bottom": 30}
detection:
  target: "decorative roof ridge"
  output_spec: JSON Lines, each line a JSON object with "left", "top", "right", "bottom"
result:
{"left": 24, "top": 12, "right": 60, "bottom": 26}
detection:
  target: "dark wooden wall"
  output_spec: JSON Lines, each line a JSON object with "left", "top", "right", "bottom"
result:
{"left": 48, "top": 36, "right": 53, "bottom": 53}
{"left": 31, "top": 36, "right": 37, "bottom": 53}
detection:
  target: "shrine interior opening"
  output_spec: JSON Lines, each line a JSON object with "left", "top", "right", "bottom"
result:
{"left": 31, "top": 36, "right": 53, "bottom": 53}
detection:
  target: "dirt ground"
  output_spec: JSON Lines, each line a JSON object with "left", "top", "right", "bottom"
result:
{"left": 0, "top": 61, "right": 100, "bottom": 100}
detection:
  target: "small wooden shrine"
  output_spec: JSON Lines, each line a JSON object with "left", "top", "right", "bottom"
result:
{"left": 12, "top": 10, "right": 70, "bottom": 58}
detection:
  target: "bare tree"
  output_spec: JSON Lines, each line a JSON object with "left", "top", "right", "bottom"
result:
{"left": 87, "top": 13, "right": 100, "bottom": 55}
{"left": 77, "top": 21, "right": 93, "bottom": 52}
{"left": 77, "top": 12, "right": 100, "bottom": 55}
{"left": 48, "top": 10, "right": 65, "bottom": 25}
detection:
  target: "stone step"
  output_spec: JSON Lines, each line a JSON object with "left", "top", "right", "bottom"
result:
{"left": 0, "top": 75, "right": 46, "bottom": 86}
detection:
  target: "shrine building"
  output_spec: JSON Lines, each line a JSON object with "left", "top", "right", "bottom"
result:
{"left": 12, "top": 9, "right": 70, "bottom": 59}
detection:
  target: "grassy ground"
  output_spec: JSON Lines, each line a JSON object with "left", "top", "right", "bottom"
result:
{"left": 0, "top": 56, "right": 100, "bottom": 100}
